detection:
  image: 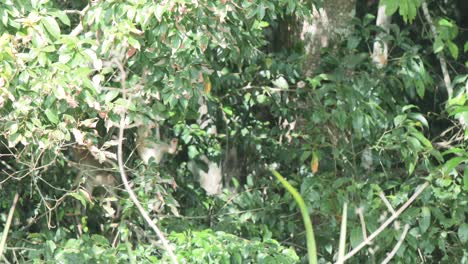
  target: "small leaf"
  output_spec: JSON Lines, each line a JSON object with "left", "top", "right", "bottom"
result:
{"left": 69, "top": 191, "right": 89, "bottom": 207}
{"left": 188, "top": 145, "right": 199, "bottom": 159}
{"left": 438, "top": 18, "right": 454, "bottom": 27}
{"left": 419, "top": 207, "right": 431, "bottom": 233}
{"left": 44, "top": 109, "right": 59, "bottom": 124}
{"left": 463, "top": 168, "right": 468, "bottom": 191}
{"left": 42, "top": 16, "right": 61, "bottom": 40}
{"left": 204, "top": 77, "right": 212, "bottom": 94}
{"left": 382, "top": 0, "right": 399, "bottom": 16}
{"left": 52, "top": 11, "right": 70, "bottom": 26}
{"left": 458, "top": 223, "right": 468, "bottom": 243}
{"left": 350, "top": 228, "right": 363, "bottom": 249}
{"left": 408, "top": 113, "right": 429, "bottom": 127}
{"left": 446, "top": 41, "right": 459, "bottom": 59}
{"left": 433, "top": 38, "right": 444, "bottom": 53}
{"left": 311, "top": 151, "right": 319, "bottom": 173}
{"left": 410, "top": 131, "right": 432, "bottom": 149}
{"left": 105, "top": 90, "right": 120, "bottom": 103}
{"left": 272, "top": 76, "right": 289, "bottom": 90}
{"left": 442, "top": 156, "right": 465, "bottom": 175}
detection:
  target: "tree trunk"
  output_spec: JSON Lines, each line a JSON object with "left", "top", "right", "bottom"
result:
{"left": 300, "top": 0, "right": 357, "bottom": 75}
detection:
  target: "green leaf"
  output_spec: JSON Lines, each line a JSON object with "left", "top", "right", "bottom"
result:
{"left": 419, "top": 207, "right": 431, "bottom": 233}
{"left": 446, "top": 41, "right": 459, "bottom": 59}
{"left": 458, "top": 223, "right": 468, "bottom": 243}
{"left": 42, "top": 16, "right": 61, "bottom": 40}
{"left": 222, "top": 106, "right": 233, "bottom": 116}
{"left": 128, "top": 36, "right": 140, "bottom": 50}
{"left": 410, "top": 131, "right": 432, "bottom": 148}
{"left": 105, "top": 90, "right": 120, "bottom": 103}
{"left": 442, "top": 156, "right": 465, "bottom": 175}
{"left": 69, "top": 192, "right": 88, "bottom": 207}
{"left": 44, "top": 109, "right": 59, "bottom": 124}
{"left": 464, "top": 168, "right": 468, "bottom": 191}
{"left": 350, "top": 228, "right": 363, "bottom": 249}
{"left": 52, "top": 11, "right": 70, "bottom": 26}
{"left": 433, "top": 38, "right": 444, "bottom": 53}
{"left": 438, "top": 18, "right": 454, "bottom": 28}
{"left": 188, "top": 145, "right": 199, "bottom": 159}
{"left": 464, "top": 42, "right": 468, "bottom": 53}
{"left": 382, "top": 0, "right": 399, "bottom": 16}
{"left": 408, "top": 113, "right": 428, "bottom": 127}
{"left": 270, "top": 170, "right": 317, "bottom": 264}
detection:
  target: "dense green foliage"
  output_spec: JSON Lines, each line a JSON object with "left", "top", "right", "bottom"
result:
{"left": 0, "top": 0, "right": 467, "bottom": 263}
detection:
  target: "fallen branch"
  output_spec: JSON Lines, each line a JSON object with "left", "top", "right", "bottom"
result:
{"left": 340, "top": 182, "right": 429, "bottom": 262}
{"left": 114, "top": 60, "right": 178, "bottom": 264}
{"left": 0, "top": 193, "right": 19, "bottom": 259}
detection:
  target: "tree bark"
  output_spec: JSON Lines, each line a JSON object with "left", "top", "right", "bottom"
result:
{"left": 300, "top": 0, "right": 357, "bottom": 75}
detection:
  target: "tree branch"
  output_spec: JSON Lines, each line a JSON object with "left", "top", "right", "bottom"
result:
{"left": 421, "top": 1, "right": 452, "bottom": 98}
{"left": 69, "top": 4, "right": 90, "bottom": 37}
{"left": 340, "top": 182, "right": 429, "bottom": 262}
{"left": 114, "top": 59, "right": 178, "bottom": 264}
{"left": 381, "top": 224, "right": 410, "bottom": 264}
{"left": 0, "top": 193, "right": 19, "bottom": 259}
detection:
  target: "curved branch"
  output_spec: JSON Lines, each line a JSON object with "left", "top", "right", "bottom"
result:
{"left": 381, "top": 224, "right": 410, "bottom": 264}
{"left": 114, "top": 60, "right": 178, "bottom": 264}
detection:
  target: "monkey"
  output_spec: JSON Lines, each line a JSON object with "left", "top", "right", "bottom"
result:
{"left": 72, "top": 147, "right": 118, "bottom": 199}
{"left": 70, "top": 147, "right": 121, "bottom": 237}
{"left": 188, "top": 155, "right": 222, "bottom": 196}
{"left": 136, "top": 125, "right": 178, "bottom": 165}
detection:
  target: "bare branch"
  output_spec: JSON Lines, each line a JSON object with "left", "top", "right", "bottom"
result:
{"left": 69, "top": 5, "right": 90, "bottom": 37}
{"left": 378, "top": 192, "right": 396, "bottom": 215}
{"left": 340, "top": 182, "right": 429, "bottom": 262}
{"left": 421, "top": 1, "right": 452, "bottom": 97}
{"left": 356, "top": 208, "right": 368, "bottom": 241}
{"left": 114, "top": 60, "right": 178, "bottom": 264}
{"left": 0, "top": 193, "right": 19, "bottom": 258}
{"left": 381, "top": 224, "right": 410, "bottom": 264}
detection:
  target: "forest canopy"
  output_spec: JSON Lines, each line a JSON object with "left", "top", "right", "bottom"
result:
{"left": 0, "top": 0, "right": 467, "bottom": 263}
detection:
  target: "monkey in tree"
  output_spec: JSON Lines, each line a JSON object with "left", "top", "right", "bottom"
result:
{"left": 136, "top": 125, "right": 178, "bottom": 165}
{"left": 188, "top": 155, "right": 223, "bottom": 196}
{"left": 72, "top": 147, "right": 118, "bottom": 199}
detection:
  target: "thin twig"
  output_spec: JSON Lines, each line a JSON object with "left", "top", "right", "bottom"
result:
{"left": 0, "top": 193, "right": 19, "bottom": 258}
{"left": 340, "top": 182, "right": 429, "bottom": 262}
{"left": 381, "top": 224, "right": 410, "bottom": 264}
{"left": 378, "top": 192, "right": 396, "bottom": 215}
{"left": 356, "top": 208, "right": 368, "bottom": 241}
{"left": 114, "top": 60, "right": 178, "bottom": 264}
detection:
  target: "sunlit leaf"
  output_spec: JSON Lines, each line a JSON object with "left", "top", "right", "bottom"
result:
{"left": 42, "top": 16, "right": 61, "bottom": 39}
{"left": 44, "top": 109, "right": 59, "bottom": 124}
